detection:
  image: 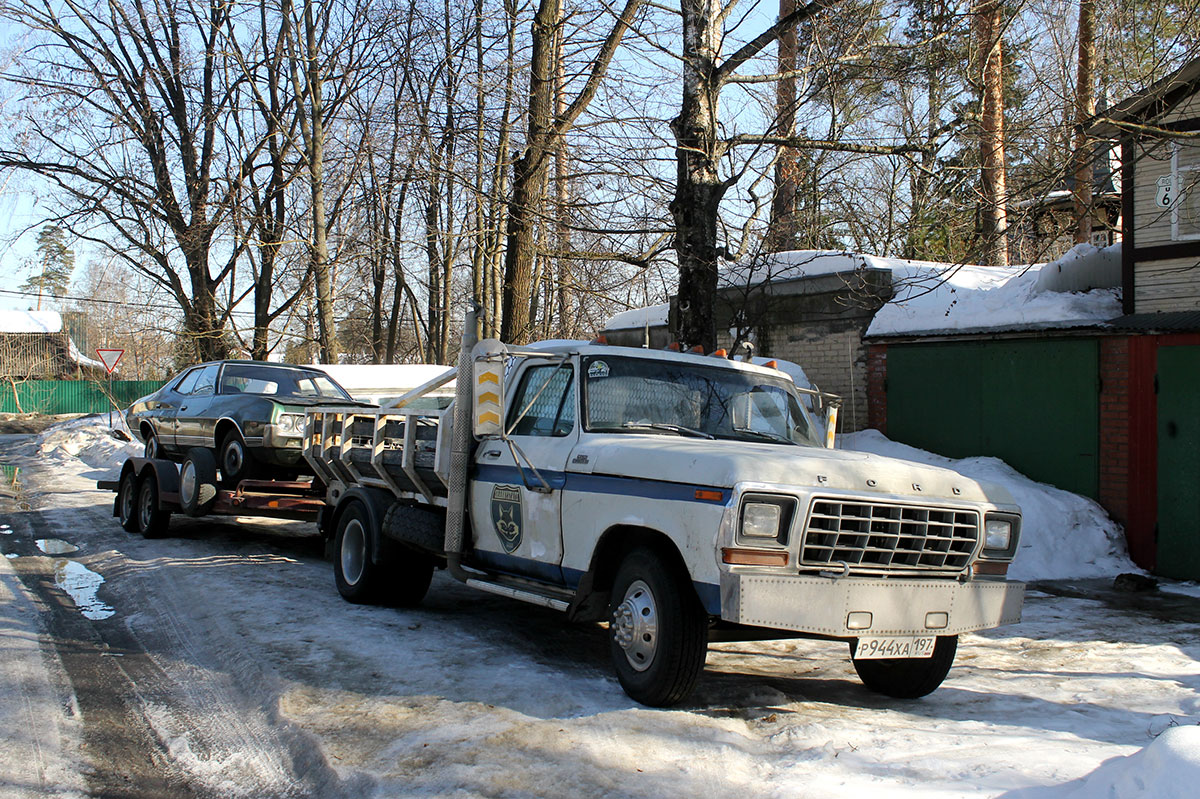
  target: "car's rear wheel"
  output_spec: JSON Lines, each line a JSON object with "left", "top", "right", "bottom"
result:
{"left": 218, "top": 429, "right": 258, "bottom": 488}
{"left": 143, "top": 431, "right": 160, "bottom": 459}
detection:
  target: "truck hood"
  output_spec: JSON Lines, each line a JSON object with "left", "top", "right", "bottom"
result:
{"left": 571, "top": 435, "right": 1015, "bottom": 506}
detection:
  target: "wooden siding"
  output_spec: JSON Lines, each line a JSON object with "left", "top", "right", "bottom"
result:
{"left": 1135, "top": 256, "right": 1200, "bottom": 311}
{"left": 1132, "top": 138, "right": 1179, "bottom": 247}
{"left": 1164, "top": 90, "right": 1200, "bottom": 125}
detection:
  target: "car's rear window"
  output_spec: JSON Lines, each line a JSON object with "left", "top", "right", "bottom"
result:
{"left": 219, "top": 364, "right": 352, "bottom": 400}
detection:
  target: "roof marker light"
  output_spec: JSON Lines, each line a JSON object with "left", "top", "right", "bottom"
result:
{"left": 765, "top": 360, "right": 778, "bottom": 369}
{"left": 712, "top": 349, "right": 727, "bottom": 358}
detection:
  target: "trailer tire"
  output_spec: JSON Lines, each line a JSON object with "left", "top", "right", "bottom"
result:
{"left": 334, "top": 501, "right": 384, "bottom": 604}
{"left": 117, "top": 471, "right": 140, "bottom": 533}
{"left": 850, "top": 634, "right": 958, "bottom": 699}
{"left": 180, "top": 448, "right": 219, "bottom": 517}
{"left": 136, "top": 474, "right": 171, "bottom": 539}
{"left": 608, "top": 547, "right": 708, "bottom": 707}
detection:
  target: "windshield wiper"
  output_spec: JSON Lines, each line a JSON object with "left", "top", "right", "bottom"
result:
{"left": 619, "top": 421, "right": 714, "bottom": 440}
{"left": 730, "top": 427, "right": 795, "bottom": 445}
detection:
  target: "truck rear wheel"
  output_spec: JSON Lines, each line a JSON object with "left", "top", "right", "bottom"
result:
{"left": 608, "top": 547, "right": 708, "bottom": 707}
{"left": 851, "top": 634, "right": 958, "bottom": 699}
{"left": 334, "top": 502, "right": 379, "bottom": 603}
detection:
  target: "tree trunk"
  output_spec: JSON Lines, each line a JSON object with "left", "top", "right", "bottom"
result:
{"left": 975, "top": 0, "right": 1008, "bottom": 266}
{"left": 1072, "top": 0, "right": 1096, "bottom": 244}
{"left": 671, "top": 0, "right": 727, "bottom": 352}
{"left": 767, "top": 0, "right": 799, "bottom": 253}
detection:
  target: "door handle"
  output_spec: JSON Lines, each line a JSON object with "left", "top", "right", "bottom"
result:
{"left": 180, "top": 406, "right": 189, "bottom": 411}
{"left": 482, "top": 449, "right": 501, "bottom": 459}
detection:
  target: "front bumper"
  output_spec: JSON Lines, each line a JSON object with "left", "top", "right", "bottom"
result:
{"left": 720, "top": 573, "right": 1024, "bottom": 637}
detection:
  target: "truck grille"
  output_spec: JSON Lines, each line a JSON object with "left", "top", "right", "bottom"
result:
{"left": 800, "top": 499, "right": 979, "bottom": 573}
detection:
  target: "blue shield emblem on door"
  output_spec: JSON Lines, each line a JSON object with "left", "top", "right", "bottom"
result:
{"left": 490, "top": 484, "right": 523, "bottom": 553}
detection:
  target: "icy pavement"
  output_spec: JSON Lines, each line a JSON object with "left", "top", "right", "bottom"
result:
{"left": 0, "top": 416, "right": 1196, "bottom": 798}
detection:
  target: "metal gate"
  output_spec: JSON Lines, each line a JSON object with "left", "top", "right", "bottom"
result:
{"left": 1156, "top": 345, "right": 1200, "bottom": 580}
{"left": 886, "top": 339, "right": 1099, "bottom": 499}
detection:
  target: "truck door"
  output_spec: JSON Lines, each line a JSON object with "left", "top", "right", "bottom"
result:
{"left": 469, "top": 360, "right": 576, "bottom": 585}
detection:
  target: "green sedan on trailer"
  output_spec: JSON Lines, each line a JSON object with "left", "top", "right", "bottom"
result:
{"left": 127, "top": 361, "right": 372, "bottom": 486}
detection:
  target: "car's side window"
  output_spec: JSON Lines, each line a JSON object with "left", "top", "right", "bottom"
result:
{"left": 174, "top": 369, "right": 201, "bottom": 395}
{"left": 190, "top": 364, "right": 219, "bottom": 397}
{"left": 508, "top": 365, "right": 575, "bottom": 437}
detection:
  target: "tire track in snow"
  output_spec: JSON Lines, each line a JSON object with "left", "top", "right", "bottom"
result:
{"left": 7, "top": 440, "right": 369, "bottom": 798}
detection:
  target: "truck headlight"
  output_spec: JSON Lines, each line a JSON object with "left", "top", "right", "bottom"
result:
{"left": 743, "top": 502, "right": 782, "bottom": 538}
{"left": 985, "top": 518, "right": 1012, "bottom": 550}
{"left": 276, "top": 413, "right": 305, "bottom": 436}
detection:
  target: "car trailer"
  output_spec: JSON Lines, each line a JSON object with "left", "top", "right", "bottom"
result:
{"left": 98, "top": 450, "right": 327, "bottom": 538}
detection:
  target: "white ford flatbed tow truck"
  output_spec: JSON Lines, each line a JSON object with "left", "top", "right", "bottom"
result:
{"left": 106, "top": 308, "right": 1024, "bottom": 707}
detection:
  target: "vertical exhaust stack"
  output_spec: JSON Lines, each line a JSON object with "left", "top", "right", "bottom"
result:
{"left": 444, "top": 303, "right": 480, "bottom": 578}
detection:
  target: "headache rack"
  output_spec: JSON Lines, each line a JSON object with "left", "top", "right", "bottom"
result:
{"left": 303, "top": 407, "right": 452, "bottom": 506}
{"left": 798, "top": 497, "right": 980, "bottom": 577}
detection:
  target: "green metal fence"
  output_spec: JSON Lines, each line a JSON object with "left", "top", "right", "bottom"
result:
{"left": 0, "top": 380, "right": 164, "bottom": 415}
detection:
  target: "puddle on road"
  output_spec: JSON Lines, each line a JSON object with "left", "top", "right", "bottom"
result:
{"left": 36, "top": 538, "right": 79, "bottom": 555}
{"left": 53, "top": 559, "right": 115, "bottom": 620}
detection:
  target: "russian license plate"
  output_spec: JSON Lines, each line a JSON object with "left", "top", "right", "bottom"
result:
{"left": 854, "top": 636, "right": 936, "bottom": 660}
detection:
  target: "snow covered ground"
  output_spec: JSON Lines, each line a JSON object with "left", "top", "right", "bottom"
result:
{"left": 1, "top": 416, "right": 1198, "bottom": 798}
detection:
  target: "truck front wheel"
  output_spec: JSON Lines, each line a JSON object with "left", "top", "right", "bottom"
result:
{"left": 850, "top": 634, "right": 958, "bottom": 699}
{"left": 608, "top": 548, "right": 708, "bottom": 707}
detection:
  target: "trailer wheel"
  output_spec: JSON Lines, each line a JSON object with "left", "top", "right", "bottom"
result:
{"left": 608, "top": 547, "right": 708, "bottom": 707}
{"left": 117, "top": 471, "right": 140, "bottom": 533}
{"left": 136, "top": 474, "right": 171, "bottom": 539}
{"left": 850, "top": 634, "right": 958, "bottom": 699}
{"left": 334, "top": 502, "right": 382, "bottom": 603}
{"left": 143, "top": 431, "right": 161, "bottom": 459}
{"left": 180, "top": 448, "right": 219, "bottom": 517}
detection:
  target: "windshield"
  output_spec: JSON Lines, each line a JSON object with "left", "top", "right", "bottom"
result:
{"left": 219, "top": 364, "right": 353, "bottom": 401}
{"left": 582, "top": 355, "right": 821, "bottom": 446}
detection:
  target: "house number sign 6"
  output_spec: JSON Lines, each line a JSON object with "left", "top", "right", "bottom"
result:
{"left": 1156, "top": 175, "right": 1174, "bottom": 208}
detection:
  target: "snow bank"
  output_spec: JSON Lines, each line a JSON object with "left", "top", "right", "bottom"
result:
{"left": 36, "top": 413, "right": 140, "bottom": 476}
{"left": 1062, "top": 725, "right": 1200, "bottom": 799}
{"left": 842, "top": 429, "right": 1136, "bottom": 581}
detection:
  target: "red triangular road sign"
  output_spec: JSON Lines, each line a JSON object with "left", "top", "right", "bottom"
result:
{"left": 96, "top": 348, "right": 124, "bottom": 374}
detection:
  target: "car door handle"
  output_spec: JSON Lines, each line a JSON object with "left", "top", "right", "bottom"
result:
{"left": 481, "top": 449, "right": 501, "bottom": 459}
{"left": 180, "top": 405, "right": 188, "bottom": 411}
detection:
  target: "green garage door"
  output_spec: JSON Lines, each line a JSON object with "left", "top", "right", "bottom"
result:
{"left": 886, "top": 339, "right": 1099, "bottom": 499}
{"left": 1157, "top": 345, "right": 1200, "bottom": 580}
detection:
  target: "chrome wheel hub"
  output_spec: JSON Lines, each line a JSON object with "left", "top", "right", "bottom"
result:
{"left": 612, "top": 579, "right": 657, "bottom": 672}
{"left": 138, "top": 485, "right": 154, "bottom": 528}
{"left": 180, "top": 461, "right": 196, "bottom": 505}
{"left": 341, "top": 519, "right": 367, "bottom": 586}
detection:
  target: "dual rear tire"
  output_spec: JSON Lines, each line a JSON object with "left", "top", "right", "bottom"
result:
{"left": 333, "top": 501, "right": 434, "bottom": 608}
{"left": 117, "top": 469, "right": 170, "bottom": 538}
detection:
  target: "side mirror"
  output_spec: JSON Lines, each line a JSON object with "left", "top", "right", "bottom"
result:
{"left": 472, "top": 339, "right": 507, "bottom": 439}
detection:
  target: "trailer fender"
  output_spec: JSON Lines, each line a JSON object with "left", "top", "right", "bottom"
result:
{"left": 112, "top": 457, "right": 181, "bottom": 515}
{"left": 331, "top": 486, "right": 395, "bottom": 566}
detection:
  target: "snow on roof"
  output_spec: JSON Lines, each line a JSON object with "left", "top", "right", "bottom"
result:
{"left": 720, "top": 249, "right": 900, "bottom": 287}
{"left": 0, "top": 309, "right": 63, "bottom": 333}
{"left": 307, "top": 363, "right": 456, "bottom": 401}
{"left": 867, "top": 243, "right": 1123, "bottom": 337}
{"left": 603, "top": 303, "right": 669, "bottom": 330}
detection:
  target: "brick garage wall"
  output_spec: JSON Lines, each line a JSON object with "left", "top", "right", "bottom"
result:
{"left": 724, "top": 319, "right": 873, "bottom": 431}
{"left": 1098, "top": 337, "right": 1131, "bottom": 527}
{"left": 866, "top": 343, "right": 887, "bottom": 433}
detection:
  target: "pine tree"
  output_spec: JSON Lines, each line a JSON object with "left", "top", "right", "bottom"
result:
{"left": 22, "top": 225, "right": 75, "bottom": 307}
